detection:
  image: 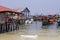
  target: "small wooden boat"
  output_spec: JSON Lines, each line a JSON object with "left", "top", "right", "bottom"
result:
{"left": 42, "top": 20, "right": 49, "bottom": 29}
{"left": 42, "top": 18, "right": 49, "bottom": 25}
{"left": 42, "top": 21, "right": 49, "bottom": 25}
{"left": 48, "top": 18, "right": 55, "bottom": 24}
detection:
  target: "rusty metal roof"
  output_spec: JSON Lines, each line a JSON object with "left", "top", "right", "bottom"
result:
{"left": 0, "top": 6, "right": 17, "bottom": 12}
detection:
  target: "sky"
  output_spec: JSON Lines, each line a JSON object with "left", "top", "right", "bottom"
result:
{"left": 0, "top": 0, "right": 60, "bottom": 15}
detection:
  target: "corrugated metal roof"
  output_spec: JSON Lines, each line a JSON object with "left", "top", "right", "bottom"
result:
{"left": 0, "top": 6, "right": 17, "bottom": 12}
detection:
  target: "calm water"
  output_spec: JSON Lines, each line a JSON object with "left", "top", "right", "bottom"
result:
{"left": 0, "top": 21, "right": 60, "bottom": 40}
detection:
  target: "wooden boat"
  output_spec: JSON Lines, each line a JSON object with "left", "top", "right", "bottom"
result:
{"left": 42, "top": 21, "right": 49, "bottom": 25}
{"left": 48, "top": 18, "right": 55, "bottom": 24}
{"left": 42, "top": 17, "right": 55, "bottom": 25}
{"left": 42, "top": 19, "right": 49, "bottom": 29}
{"left": 42, "top": 18, "right": 49, "bottom": 25}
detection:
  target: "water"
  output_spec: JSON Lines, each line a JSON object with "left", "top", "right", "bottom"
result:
{"left": 0, "top": 21, "right": 60, "bottom": 40}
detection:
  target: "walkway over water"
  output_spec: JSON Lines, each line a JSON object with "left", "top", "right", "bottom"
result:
{"left": 0, "top": 21, "right": 60, "bottom": 40}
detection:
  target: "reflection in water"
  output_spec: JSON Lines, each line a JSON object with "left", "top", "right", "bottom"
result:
{"left": 0, "top": 21, "right": 60, "bottom": 40}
